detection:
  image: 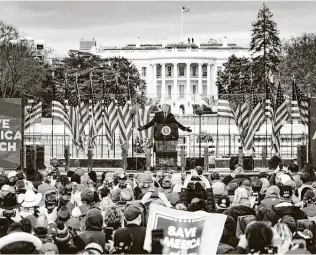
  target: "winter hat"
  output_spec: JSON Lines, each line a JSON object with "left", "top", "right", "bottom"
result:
{"left": 67, "top": 218, "right": 81, "bottom": 231}
{"left": 168, "top": 192, "right": 180, "bottom": 206}
{"left": 36, "top": 215, "right": 48, "bottom": 229}
{"left": 55, "top": 221, "right": 71, "bottom": 245}
{"left": 303, "top": 189, "right": 316, "bottom": 206}
{"left": 1, "top": 192, "right": 18, "bottom": 210}
{"left": 16, "top": 180, "right": 26, "bottom": 193}
{"left": 234, "top": 166, "right": 244, "bottom": 175}
{"left": 217, "top": 195, "right": 231, "bottom": 209}
{"left": 72, "top": 206, "right": 82, "bottom": 218}
{"left": 114, "top": 228, "right": 133, "bottom": 253}
{"left": 75, "top": 168, "right": 84, "bottom": 177}
{"left": 25, "top": 215, "right": 37, "bottom": 229}
{"left": 279, "top": 185, "right": 293, "bottom": 199}
{"left": 85, "top": 208, "right": 103, "bottom": 231}
{"left": 120, "top": 188, "right": 134, "bottom": 201}
{"left": 212, "top": 182, "right": 226, "bottom": 197}
{"left": 71, "top": 173, "right": 81, "bottom": 184}
{"left": 141, "top": 171, "right": 152, "bottom": 183}
{"left": 0, "top": 232, "right": 42, "bottom": 254}
{"left": 40, "top": 243, "right": 59, "bottom": 254}
{"left": 85, "top": 243, "right": 103, "bottom": 254}
{"left": 33, "top": 227, "right": 48, "bottom": 240}
{"left": 7, "top": 171, "right": 16, "bottom": 180}
{"left": 58, "top": 206, "right": 71, "bottom": 222}
{"left": 266, "top": 185, "right": 280, "bottom": 197}
{"left": 81, "top": 174, "right": 91, "bottom": 186}
{"left": 81, "top": 187, "right": 94, "bottom": 203}
{"left": 124, "top": 205, "right": 142, "bottom": 221}
{"left": 227, "top": 182, "right": 238, "bottom": 195}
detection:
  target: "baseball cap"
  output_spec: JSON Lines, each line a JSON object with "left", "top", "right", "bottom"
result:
{"left": 114, "top": 228, "right": 133, "bottom": 252}
{"left": 279, "top": 185, "right": 293, "bottom": 199}
{"left": 217, "top": 195, "right": 231, "bottom": 209}
{"left": 124, "top": 205, "right": 142, "bottom": 221}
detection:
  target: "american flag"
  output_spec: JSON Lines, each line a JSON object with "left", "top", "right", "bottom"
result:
{"left": 75, "top": 74, "right": 89, "bottom": 149}
{"left": 25, "top": 100, "right": 42, "bottom": 130}
{"left": 295, "top": 82, "right": 309, "bottom": 126}
{"left": 136, "top": 105, "right": 154, "bottom": 141}
{"left": 272, "top": 82, "right": 288, "bottom": 153}
{"left": 291, "top": 79, "right": 300, "bottom": 121}
{"left": 217, "top": 82, "right": 234, "bottom": 119}
{"left": 88, "top": 73, "right": 99, "bottom": 148}
{"left": 116, "top": 95, "right": 133, "bottom": 145}
{"left": 95, "top": 96, "right": 113, "bottom": 145}
{"left": 52, "top": 88, "right": 71, "bottom": 131}
{"left": 265, "top": 83, "right": 274, "bottom": 120}
{"left": 244, "top": 86, "right": 265, "bottom": 150}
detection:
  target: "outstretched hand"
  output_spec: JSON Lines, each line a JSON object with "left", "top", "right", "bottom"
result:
{"left": 186, "top": 127, "right": 192, "bottom": 132}
{"left": 138, "top": 126, "right": 145, "bottom": 131}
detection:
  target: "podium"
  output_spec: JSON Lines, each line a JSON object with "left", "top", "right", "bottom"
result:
{"left": 155, "top": 140, "right": 178, "bottom": 171}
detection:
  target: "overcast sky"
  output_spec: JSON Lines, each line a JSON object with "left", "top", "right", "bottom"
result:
{"left": 1, "top": 1, "right": 316, "bottom": 54}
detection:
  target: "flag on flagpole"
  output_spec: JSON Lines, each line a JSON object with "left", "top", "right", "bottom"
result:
{"left": 272, "top": 82, "right": 288, "bottom": 153}
{"left": 295, "top": 82, "right": 309, "bottom": 126}
{"left": 244, "top": 86, "right": 265, "bottom": 150}
{"left": 217, "top": 83, "right": 234, "bottom": 119}
{"left": 182, "top": 6, "right": 190, "bottom": 12}
{"left": 25, "top": 101, "right": 42, "bottom": 130}
{"left": 291, "top": 79, "right": 300, "bottom": 121}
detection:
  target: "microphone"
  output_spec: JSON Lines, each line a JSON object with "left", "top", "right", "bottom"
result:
{"left": 130, "top": 104, "right": 141, "bottom": 115}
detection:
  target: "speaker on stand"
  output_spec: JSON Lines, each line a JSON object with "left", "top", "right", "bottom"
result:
{"left": 26, "top": 145, "right": 36, "bottom": 169}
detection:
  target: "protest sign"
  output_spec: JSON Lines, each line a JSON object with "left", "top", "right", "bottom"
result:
{"left": 144, "top": 204, "right": 226, "bottom": 255}
{"left": 0, "top": 99, "right": 22, "bottom": 168}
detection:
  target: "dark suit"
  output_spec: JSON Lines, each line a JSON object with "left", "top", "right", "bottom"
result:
{"left": 143, "top": 111, "right": 187, "bottom": 141}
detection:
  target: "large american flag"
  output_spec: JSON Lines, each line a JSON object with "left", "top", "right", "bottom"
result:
{"left": 244, "top": 86, "right": 265, "bottom": 150}
{"left": 291, "top": 79, "right": 300, "bottom": 121}
{"left": 295, "top": 82, "right": 309, "bottom": 126}
{"left": 88, "top": 73, "right": 99, "bottom": 148}
{"left": 116, "top": 95, "right": 133, "bottom": 145}
{"left": 272, "top": 82, "right": 288, "bottom": 153}
{"left": 217, "top": 82, "right": 234, "bottom": 119}
{"left": 136, "top": 105, "right": 154, "bottom": 141}
{"left": 75, "top": 75, "right": 89, "bottom": 149}
{"left": 265, "top": 83, "right": 274, "bottom": 120}
{"left": 25, "top": 100, "right": 42, "bottom": 130}
{"left": 52, "top": 88, "right": 71, "bottom": 131}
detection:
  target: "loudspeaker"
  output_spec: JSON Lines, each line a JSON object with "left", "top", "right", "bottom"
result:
{"left": 26, "top": 145, "right": 36, "bottom": 168}
{"left": 36, "top": 145, "right": 45, "bottom": 170}
{"left": 185, "top": 158, "right": 204, "bottom": 170}
{"left": 127, "top": 157, "right": 146, "bottom": 170}
{"left": 297, "top": 145, "right": 307, "bottom": 170}
{"left": 229, "top": 156, "right": 254, "bottom": 171}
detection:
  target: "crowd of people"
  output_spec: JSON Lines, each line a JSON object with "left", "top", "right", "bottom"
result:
{"left": 0, "top": 161, "right": 316, "bottom": 254}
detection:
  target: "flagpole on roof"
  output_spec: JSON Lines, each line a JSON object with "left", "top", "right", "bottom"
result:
{"left": 181, "top": 6, "right": 183, "bottom": 43}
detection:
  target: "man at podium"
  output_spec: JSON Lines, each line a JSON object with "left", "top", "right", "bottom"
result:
{"left": 138, "top": 104, "right": 192, "bottom": 140}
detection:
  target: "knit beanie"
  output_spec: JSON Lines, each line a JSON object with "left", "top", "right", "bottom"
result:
{"left": 54, "top": 221, "right": 71, "bottom": 245}
{"left": 40, "top": 243, "right": 59, "bottom": 254}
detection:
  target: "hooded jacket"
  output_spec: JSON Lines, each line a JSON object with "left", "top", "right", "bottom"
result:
{"left": 263, "top": 201, "right": 308, "bottom": 225}
{"left": 223, "top": 205, "right": 258, "bottom": 222}
{"left": 79, "top": 209, "right": 105, "bottom": 248}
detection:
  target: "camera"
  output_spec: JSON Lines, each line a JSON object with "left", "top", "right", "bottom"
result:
{"left": 3, "top": 210, "right": 16, "bottom": 218}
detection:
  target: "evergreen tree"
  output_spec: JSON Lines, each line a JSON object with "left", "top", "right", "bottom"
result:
{"left": 250, "top": 3, "right": 281, "bottom": 93}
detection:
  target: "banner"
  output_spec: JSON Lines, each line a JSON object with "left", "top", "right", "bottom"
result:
{"left": 310, "top": 98, "right": 316, "bottom": 167}
{"left": 0, "top": 99, "right": 22, "bottom": 168}
{"left": 144, "top": 204, "right": 226, "bottom": 255}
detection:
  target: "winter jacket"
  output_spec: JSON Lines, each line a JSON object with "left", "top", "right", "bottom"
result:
{"left": 217, "top": 243, "right": 234, "bottom": 254}
{"left": 126, "top": 224, "right": 148, "bottom": 254}
{"left": 263, "top": 201, "right": 308, "bottom": 225}
{"left": 223, "top": 205, "right": 258, "bottom": 222}
{"left": 301, "top": 206, "right": 316, "bottom": 222}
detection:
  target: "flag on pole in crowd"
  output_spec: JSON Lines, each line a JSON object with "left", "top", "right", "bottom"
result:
{"left": 272, "top": 82, "right": 288, "bottom": 153}
{"left": 182, "top": 6, "right": 190, "bottom": 12}
{"left": 217, "top": 82, "right": 234, "bottom": 119}
{"left": 24, "top": 100, "right": 42, "bottom": 130}
{"left": 291, "top": 78, "right": 300, "bottom": 121}
{"left": 244, "top": 86, "right": 265, "bottom": 150}
{"left": 295, "top": 82, "right": 309, "bottom": 126}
